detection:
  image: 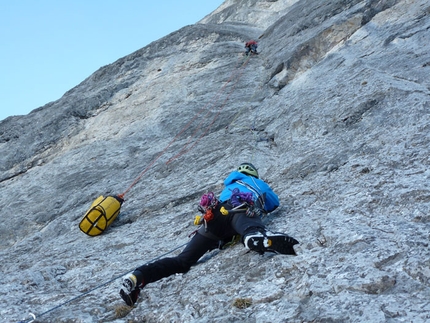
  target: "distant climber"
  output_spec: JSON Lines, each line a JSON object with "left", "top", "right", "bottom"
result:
{"left": 245, "top": 40, "right": 258, "bottom": 55}
{"left": 119, "top": 163, "right": 299, "bottom": 306}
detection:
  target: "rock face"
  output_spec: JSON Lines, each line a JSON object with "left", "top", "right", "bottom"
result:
{"left": 1, "top": 0, "right": 429, "bottom": 322}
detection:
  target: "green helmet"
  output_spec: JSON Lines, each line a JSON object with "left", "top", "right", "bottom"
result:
{"left": 237, "top": 162, "right": 259, "bottom": 178}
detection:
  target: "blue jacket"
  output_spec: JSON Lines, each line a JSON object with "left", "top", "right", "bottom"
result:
{"left": 219, "top": 171, "right": 280, "bottom": 213}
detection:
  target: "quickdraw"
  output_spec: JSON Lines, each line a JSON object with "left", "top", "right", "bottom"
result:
{"left": 220, "top": 202, "right": 261, "bottom": 218}
{"left": 220, "top": 203, "right": 247, "bottom": 215}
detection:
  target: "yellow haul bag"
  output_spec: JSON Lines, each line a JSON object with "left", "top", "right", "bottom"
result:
{"left": 79, "top": 195, "right": 124, "bottom": 236}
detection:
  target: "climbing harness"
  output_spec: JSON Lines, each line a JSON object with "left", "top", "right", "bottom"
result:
{"left": 196, "top": 186, "right": 263, "bottom": 230}
{"left": 17, "top": 241, "right": 189, "bottom": 323}
{"left": 221, "top": 187, "right": 264, "bottom": 218}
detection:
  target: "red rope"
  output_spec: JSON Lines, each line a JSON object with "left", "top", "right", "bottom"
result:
{"left": 119, "top": 55, "right": 252, "bottom": 199}
{"left": 166, "top": 55, "right": 252, "bottom": 164}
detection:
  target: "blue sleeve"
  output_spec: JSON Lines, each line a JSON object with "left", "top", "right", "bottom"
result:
{"left": 262, "top": 185, "right": 279, "bottom": 212}
{"left": 223, "top": 171, "right": 243, "bottom": 186}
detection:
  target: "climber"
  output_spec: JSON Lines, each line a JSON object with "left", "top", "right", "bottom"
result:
{"left": 119, "top": 162, "right": 299, "bottom": 306}
{"left": 245, "top": 40, "right": 258, "bottom": 55}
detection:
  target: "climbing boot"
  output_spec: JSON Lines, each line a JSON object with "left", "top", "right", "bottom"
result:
{"left": 120, "top": 287, "right": 140, "bottom": 306}
{"left": 244, "top": 230, "right": 299, "bottom": 255}
{"left": 120, "top": 274, "right": 139, "bottom": 306}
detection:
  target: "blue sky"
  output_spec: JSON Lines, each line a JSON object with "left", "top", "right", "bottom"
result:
{"left": 0, "top": 0, "right": 224, "bottom": 121}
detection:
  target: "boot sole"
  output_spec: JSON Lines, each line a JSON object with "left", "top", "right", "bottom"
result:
{"left": 266, "top": 235, "right": 299, "bottom": 255}
{"left": 120, "top": 289, "right": 135, "bottom": 306}
{"left": 247, "top": 234, "right": 299, "bottom": 255}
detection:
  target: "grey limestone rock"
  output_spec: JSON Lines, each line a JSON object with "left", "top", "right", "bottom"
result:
{"left": 1, "top": 0, "right": 429, "bottom": 322}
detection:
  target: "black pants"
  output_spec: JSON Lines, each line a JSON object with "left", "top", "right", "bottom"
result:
{"left": 133, "top": 203, "right": 265, "bottom": 286}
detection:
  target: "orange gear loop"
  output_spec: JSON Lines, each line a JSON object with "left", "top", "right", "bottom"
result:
{"left": 203, "top": 208, "right": 215, "bottom": 222}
